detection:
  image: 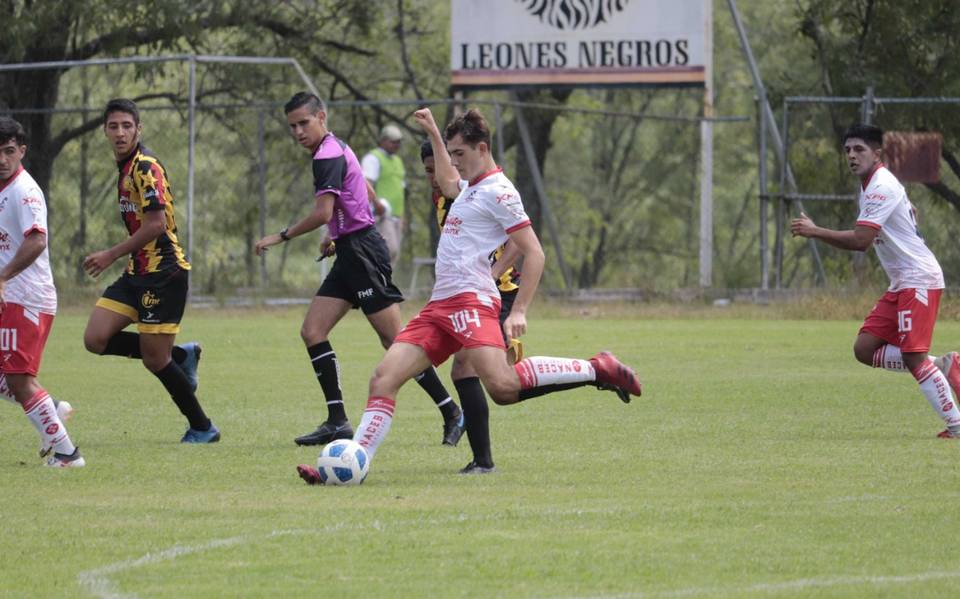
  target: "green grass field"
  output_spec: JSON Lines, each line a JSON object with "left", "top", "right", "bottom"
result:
{"left": 4, "top": 309, "right": 960, "bottom": 598}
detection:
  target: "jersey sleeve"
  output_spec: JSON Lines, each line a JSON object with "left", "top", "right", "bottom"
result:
{"left": 16, "top": 184, "right": 47, "bottom": 236}
{"left": 134, "top": 159, "right": 169, "bottom": 212}
{"left": 312, "top": 156, "right": 347, "bottom": 198}
{"left": 486, "top": 184, "right": 531, "bottom": 234}
{"left": 360, "top": 152, "right": 380, "bottom": 182}
{"left": 856, "top": 183, "right": 897, "bottom": 230}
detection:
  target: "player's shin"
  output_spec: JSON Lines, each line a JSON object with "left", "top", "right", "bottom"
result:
{"left": 23, "top": 389, "right": 76, "bottom": 457}
{"left": 873, "top": 345, "right": 935, "bottom": 372}
{"left": 454, "top": 377, "right": 493, "bottom": 467}
{"left": 513, "top": 356, "right": 596, "bottom": 397}
{"left": 353, "top": 396, "right": 396, "bottom": 460}
{"left": 912, "top": 361, "right": 960, "bottom": 432}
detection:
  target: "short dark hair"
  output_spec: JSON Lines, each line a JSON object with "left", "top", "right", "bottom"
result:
{"left": 0, "top": 117, "right": 27, "bottom": 146}
{"left": 284, "top": 92, "right": 326, "bottom": 115}
{"left": 444, "top": 109, "right": 491, "bottom": 148}
{"left": 103, "top": 98, "right": 140, "bottom": 125}
{"left": 420, "top": 139, "right": 434, "bottom": 162}
{"left": 842, "top": 123, "right": 884, "bottom": 148}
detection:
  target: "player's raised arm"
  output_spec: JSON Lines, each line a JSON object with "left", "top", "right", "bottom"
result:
{"left": 413, "top": 108, "right": 460, "bottom": 199}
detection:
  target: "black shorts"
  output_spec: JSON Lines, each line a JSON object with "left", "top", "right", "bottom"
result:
{"left": 317, "top": 225, "right": 404, "bottom": 315}
{"left": 498, "top": 288, "right": 518, "bottom": 345}
{"left": 96, "top": 268, "right": 188, "bottom": 334}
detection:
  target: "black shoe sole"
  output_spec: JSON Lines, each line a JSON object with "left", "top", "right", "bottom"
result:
{"left": 294, "top": 427, "right": 354, "bottom": 446}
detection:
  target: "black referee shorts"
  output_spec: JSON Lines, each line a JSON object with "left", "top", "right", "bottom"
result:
{"left": 317, "top": 225, "right": 404, "bottom": 315}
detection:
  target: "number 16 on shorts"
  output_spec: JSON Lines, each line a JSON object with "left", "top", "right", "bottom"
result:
{"left": 898, "top": 310, "right": 913, "bottom": 333}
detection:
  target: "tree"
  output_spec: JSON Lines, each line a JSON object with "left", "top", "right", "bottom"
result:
{"left": 0, "top": 0, "right": 381, "bottom": 195}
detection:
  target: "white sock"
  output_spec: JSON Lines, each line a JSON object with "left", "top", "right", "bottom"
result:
{"left": 353, "top": 397, "right": 395, "bottom": 460}
{"left": 513, "top": 357, "right": 596, "bottom": 389}
{"left": 23, "top": 390, "right": 76, "bottom": 456}
{"left": 912, "top": 361, "right": 960, "bottom": 428}
{"left": 872, "top": 345, "right": 936, "bottom": 373}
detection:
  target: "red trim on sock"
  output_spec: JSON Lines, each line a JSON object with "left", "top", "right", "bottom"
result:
{"left": 514, "top": 359, "right": 537, "bottom": 389}
{"left": 22, "top": 388, "right": 50, "bottom": 413}
{"left": 365, "top": 396, "right": 396, "bottom": 416}
{"left": 912, "top": 361, "right": 937, "bottom": 384}
{"left": 873, "top": 347, "right": 883, "bottom": 368}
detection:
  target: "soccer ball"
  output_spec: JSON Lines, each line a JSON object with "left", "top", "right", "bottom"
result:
{"left": 316, "top": 439, "right": 369, "bottom": 485}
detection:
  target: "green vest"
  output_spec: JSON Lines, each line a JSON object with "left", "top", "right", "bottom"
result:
{"left": 372, "top": 147, "right": 405, "bottom": 217}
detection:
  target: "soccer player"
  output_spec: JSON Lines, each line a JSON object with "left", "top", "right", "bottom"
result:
{"left": 297, "top": 107, "right": 641, "bottom": 483}
{"left": 0, "top": 116, "right": 84, "bottom": 467}
{"left": 254, "top": 92, "right": 464, "bottom": 447}
{"left": 82, "top": 99, "right": 218, "bottom": 443}
{"left": 420, "top": 140, "right": 628, "bottom": 474}
{"left": 791, "top": 123, "right": 960, "bottom": 438}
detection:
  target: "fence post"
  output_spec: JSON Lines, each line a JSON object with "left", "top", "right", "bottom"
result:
{"left": 257, "top": 108, "right": 268, "bottom": 290}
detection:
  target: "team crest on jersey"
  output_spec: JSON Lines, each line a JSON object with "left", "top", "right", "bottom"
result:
{"left": 141, "top": 290, "right": 161, "bottom": 309}
{"left": 0, "top": 230, "right": 9, "bottom": 252}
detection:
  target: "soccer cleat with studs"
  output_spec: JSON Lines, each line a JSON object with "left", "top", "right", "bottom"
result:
{"left": 589, "top": 351, "right": 642, "bottom": 400}
{"left": 294, "top": 420, "right": 354, "bottom": 446}
{"left": 178, "top": 342, "right": 202, "bottom": 392}
{"left": 937, "top": 429, "right": 960, "bottom": 439}
{"left": 181, "top": 422, "right": 221, "bottom": 443}
{"left": 459, "top": 461, "right": 496, "bottom": 475}
{"left": 934, "top": 352, "right": 960, "bottom": 400}
{"left": 45, "top": 448, "right": 85, "bottom": 468}
{"left": 297, "top": 464, "right": 324, "bottom": 485}
{"left": 442, "top": 408, "right": 465, "bottom": 446}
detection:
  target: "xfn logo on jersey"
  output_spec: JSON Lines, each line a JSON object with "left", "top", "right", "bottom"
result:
{"left": 448, "top": 308, "right": 481, "bottom": 336}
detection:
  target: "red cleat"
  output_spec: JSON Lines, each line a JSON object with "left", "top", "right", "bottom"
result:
{"left": 589, "top": 351, "right": 641, "bottom": 400}
{"left": 935, "top": 352, "right": 960, "bottom": 400}
{"left": 297, "top": 464, "right": 324, "bottom": 485}
{"left": 937, "top": 429, "right": 959, "bottom": 439}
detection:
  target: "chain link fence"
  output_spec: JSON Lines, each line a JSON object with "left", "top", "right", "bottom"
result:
{"left": 3, "top": 56, "right": 758, "bottom": 305}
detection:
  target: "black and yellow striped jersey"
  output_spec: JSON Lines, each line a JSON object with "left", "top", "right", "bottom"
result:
{"left": 433, "top": 189, "right": 519, "bottom": 292}
{"left": 115, "top": 143, "right": 190, "bottom": 275}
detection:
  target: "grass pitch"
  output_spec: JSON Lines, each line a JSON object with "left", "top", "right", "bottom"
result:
{"left": 3, "top": 310, "right": 960, "bottom": 598}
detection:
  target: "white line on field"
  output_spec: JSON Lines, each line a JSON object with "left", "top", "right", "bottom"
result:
{"left": 77, "top": 507, "right": 960, "bottom": 599}
{"left": 558, "top": 570, "right": 960, "bottom": 598}
{"left": 75, "top": 508, "right": 616, "bottom": 598}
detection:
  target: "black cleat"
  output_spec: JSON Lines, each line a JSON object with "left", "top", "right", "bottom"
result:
{"left": 459, "top": 461, "right": 496, "bottom": 475}
{"left": 294, "top": 420, "right": 354, "bottom": 446}
{"left": 596, "top": 382, "right": 631, "bottom": 404}
{"left": 442, "top": 409, "right": 465, "bottom": 446}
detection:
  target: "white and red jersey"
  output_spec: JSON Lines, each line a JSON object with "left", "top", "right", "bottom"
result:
{"left": 856, "top": 165, "right": 944, "bottom": 292}
{"left": 0, "top": 166, "right": 57, "bottom": 313}
{"left": 431, "top": 168, "right": 530, "bottom": 304}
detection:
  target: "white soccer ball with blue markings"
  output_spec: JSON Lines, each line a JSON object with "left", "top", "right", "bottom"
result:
{"left": 316, "top": 439, "right": 369, "bottom": 485}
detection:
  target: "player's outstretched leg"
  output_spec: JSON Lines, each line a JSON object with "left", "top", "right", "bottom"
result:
{"left": 414, "top": 367, "right": 464, "bottom": 446}
{"left": 508, "top": 352, "right": 641, "bottom": 403}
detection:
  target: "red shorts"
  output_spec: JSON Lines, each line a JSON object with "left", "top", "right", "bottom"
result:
{"left": 394, "top": 293, "right": 506, "bottom": 366}
{"left": 0, "top": 303, "right": 54, "bottom": 376}
{"left": 860, "top": 288, "right": 941, "bottom": 353}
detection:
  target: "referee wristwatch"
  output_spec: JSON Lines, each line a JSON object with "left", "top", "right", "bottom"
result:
{"left": 279, "top": 227, "right": 291, "bottom": 241}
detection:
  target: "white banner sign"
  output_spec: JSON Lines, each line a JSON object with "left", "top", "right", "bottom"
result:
{"left": 451, "top": 0, "right": 709, "bottom": 88}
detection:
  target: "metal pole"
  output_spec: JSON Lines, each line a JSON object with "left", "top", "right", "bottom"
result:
{"left": 861, "top": 86, "right": 875, "bottom": 124}
{"left": 698, "top": 0, "right": 714, "bottom": 288}
{"left": 728, "top": 0, "right": 826, "bottom": 285}
{"left": 758, "top": 92, "right": 769, "bottom": 290}
{"left": 187, "top": 56, "right": 196, "bottom": 297}
{"left": 512, "top": 97, "right": 574, "bottom": 291}
{"left": 776, "top": 101, "right": 788, "bottom": 289}
{"left": 494, "top": 101, "right": 506, "bottom": 167}
{"left": 257, "top": 109, "right": 268, "bottom": 289}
